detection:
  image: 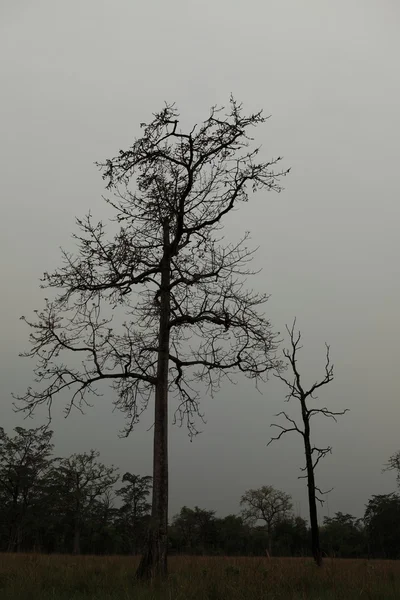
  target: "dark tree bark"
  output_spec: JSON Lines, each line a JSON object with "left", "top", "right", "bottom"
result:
{"left": 136, "top": 221, "right": 171, "bottom": 579}
{"left": 72, "top": 519, "right": 81, "bottom": 555}
{"left": 16, "top": 98, "right": 289, "bottom": 579}
{"left": 303, "top": 423, "right": 322, "bottom": 566}
{"left": 7, "top": 510, "right": 21, "bottom": 553}
{"left": 268, "top": 320, "right": 348, "bottom": 566}
{"left": 267, "top": 523, "right": 273, "bottom": 557}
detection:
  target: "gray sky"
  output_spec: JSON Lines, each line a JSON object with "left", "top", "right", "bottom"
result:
{"left": 1, "top": 0, "right": 399, "bottom": 522}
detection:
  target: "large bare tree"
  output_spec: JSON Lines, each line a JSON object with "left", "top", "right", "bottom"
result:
{"left": 268, "top": 321, "right": 348, "bottom": 566}
{"left": 16, "top": 97, "right": 288, "bottom": 578}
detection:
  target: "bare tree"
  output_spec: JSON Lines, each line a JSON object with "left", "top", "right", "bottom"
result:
{"left": 240, "top": 485, "right": 292, "bottom": 556}
{"left": 16, "top": 97, "right": 289, "bottom": 578}
{"left": 383, "top": 451, "right": 400, "bottom": 488}
{"left": 268, "top": 320, "right": 348, "bottom": 566}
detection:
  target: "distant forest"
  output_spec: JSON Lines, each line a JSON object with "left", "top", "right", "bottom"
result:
{"left": 1, "top": 426, "right": 399, "bottom": 559}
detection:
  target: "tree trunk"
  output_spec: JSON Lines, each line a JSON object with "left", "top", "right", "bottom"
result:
{"left": 8, "top": 508, "right": 21, "bottom": 552}
{"left": 267, "top": 523, "right": 273, "bottom": 557}
{"left": 303, "top": 426, "right": 322, "bottom": 566}
{"left": 7, "top": 527, "right": 17, "bottom": 553}
{"left": 73, "top": 519, "right": 81, "bottom": 555}
{"left": 136, "top": 221, "right": 171, "bottom": 580}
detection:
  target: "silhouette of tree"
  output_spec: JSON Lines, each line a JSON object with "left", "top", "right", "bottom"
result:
{"left": 171, "top": 506, "right": 217, "bottom": 554}
{"left": 268, "top": 321, "right": 348, "bottom": 566}
{"left": 240, "top": 485, "right": 293, "bottom": 556}
{"left": 16, "top": 97, "right": 288, "bottom": 578}
{"left": 50, "top": 450, "right": 118, "bottom": 554}
{"left": 321, "top": 512, "right": 366, "bottom": 558}
{"left": 116, "top": 473, "right": 152, "bottom": 554}
{"left": 364, "top": 494, "right": 400, "bottom": 559}
{"left": 0, "top": 427, "right": 54, "bottom": 551}
{"left": 383, "top": 450, "right": 400, "bottom": 488}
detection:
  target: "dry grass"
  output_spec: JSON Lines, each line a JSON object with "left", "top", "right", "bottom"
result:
{"left": 0, "top": 553, "right": 399, "bottom": 599}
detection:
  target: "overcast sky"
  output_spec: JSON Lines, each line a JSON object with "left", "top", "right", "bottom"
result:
{"left": 1, "top": 0, "right": 399, "bottom": 522}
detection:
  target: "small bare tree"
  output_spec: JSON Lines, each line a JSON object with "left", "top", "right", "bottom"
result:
{"left": 268, "top": 320, "right": 348, "bottom": 566}
{"left": 383, "top": 451, "right": 400, "bottom": 488}
{"left": 16, "top": 97, "right": 289, "bottom": 579}
{"left": 240, "top": 485, "right": 292, "bottom": 556}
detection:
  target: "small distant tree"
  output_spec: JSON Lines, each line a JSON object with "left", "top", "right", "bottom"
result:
{"left": 240, "top": 485, "right": 293, "bottom": 556}
{"left": 321, "top": 512, "right": 365, "bottom": 558}
{"left": 272, "top": 515, "right": 309, "bottom": 557}
{"left": 0, "top": 427, "right": 54, "bottom": 551}
{"left": 215, "top": 514, "right": 248, "bottom": 556}
{"left": 84, "top": 490, "right": 119, "bottom": 554}
{"left": 171, "top": 506, "right": 217, "bottom": 554}
{"left": 16, "top": 97, "right": 288, "bottom": 578}
{"left": 268, "top": 321, "right": 348, "bottom": 566}
{"left": 383, "top": 451, "right": 400, "bottom": 487}
{"left": 117, "top": 473, "right": 152, "bottom": 520}
{"left": 364, "top": 493, "right": 400, "bottom": 559}
{"left": 116, "top": 473, "right": 152, "bottom": 554}
{"left": 50, "top": 450, "right": 119, "bottom": 554}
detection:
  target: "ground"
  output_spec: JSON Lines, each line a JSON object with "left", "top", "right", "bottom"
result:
{"left": 0, "top": 553, "right": 399, "bottom": 599}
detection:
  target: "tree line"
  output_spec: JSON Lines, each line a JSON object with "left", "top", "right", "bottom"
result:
{"left": 1, "top": 426, "right": 400, "bottom": 560}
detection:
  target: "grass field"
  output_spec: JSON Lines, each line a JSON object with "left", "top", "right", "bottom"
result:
{"left": 0, "top": 553, "right": 399, "bottom": 599}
